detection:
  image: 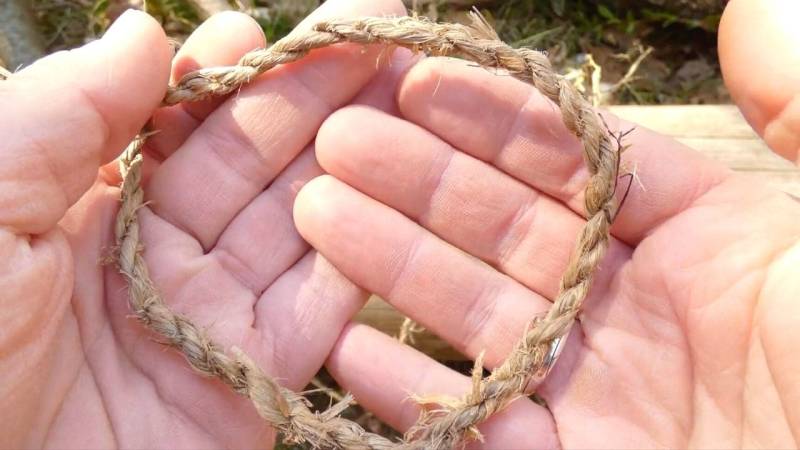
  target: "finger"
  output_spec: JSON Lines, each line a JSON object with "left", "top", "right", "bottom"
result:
{"left": 294, "top": 175, "right": 550, "bottom": 368}
{"left": 396, "top": 58, "right": 731, "bottom": 245}
{"left": 0, "top": 10, "right": 171, "bottom": 234}
{"left": 131, "top": 146, "right": 319, "bottom": 326}
{"left": 253, "top": 253, "right": 369, "bottom": 388}
{"left": 351, "top": 48, "right": 419, "bottom": 115}
{"left": 719, "top": 0, "right": 800, "bottom": 164}
{"left": 212, "top": 146, "right": 321, "bottom": 296}
{"left": 146, "top": 12, "right": 266, "bottom": 160}
{"left": 147, "top": 0, "right": 407, "bottom": 250}
{"left": 317, "top": 106, "right": 631, "bottom": 300}
{"left": 327, "top": 324, "right": 560, "bottom": 450}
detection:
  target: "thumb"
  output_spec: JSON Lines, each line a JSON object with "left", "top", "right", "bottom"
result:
{"left": 0, "top": 9, "right": 172, "bottom": 234}
{"left": 719, "top": 0, "right": 800, "bottom": 165}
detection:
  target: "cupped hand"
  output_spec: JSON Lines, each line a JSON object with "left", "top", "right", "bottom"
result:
{"left": 294, "top": 55, "right": 800, "bottom": 450}
{"left": 0, "top": 0, "right": 406, "bottom": 448}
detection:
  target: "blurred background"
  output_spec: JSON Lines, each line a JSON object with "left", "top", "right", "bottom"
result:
{"left": 2, "top": 0, "right": 726, "bottom": 105}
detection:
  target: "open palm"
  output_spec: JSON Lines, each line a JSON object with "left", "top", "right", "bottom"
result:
{"left": 292, "top": 56, "right": 800, "bottom": 448}
{"left": 0, "top": 1, "right": 406, "bottom": 448}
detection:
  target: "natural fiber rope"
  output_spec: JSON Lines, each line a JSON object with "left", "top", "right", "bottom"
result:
{"left": 113, "top": 14, "right": 620, "bottom": 450}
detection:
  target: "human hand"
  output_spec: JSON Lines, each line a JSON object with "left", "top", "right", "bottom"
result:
{"left": 293, "top": 36, "right": 800, "bottom": 450}
{"left": 720, "top": 0, "right": 800, "bottom": 165}
{"left": 0, "top": 0, "right": 405, "bottom": 448}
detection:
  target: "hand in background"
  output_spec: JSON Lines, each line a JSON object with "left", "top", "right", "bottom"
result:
{"left": 720, "top": 0, "right": 800, "bottom": 165}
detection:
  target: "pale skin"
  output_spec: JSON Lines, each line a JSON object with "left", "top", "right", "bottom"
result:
{"left": 1, "top": 0, "right": 798, "bottom": 448}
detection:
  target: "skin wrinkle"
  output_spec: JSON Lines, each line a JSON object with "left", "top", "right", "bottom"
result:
{"left": 645, "top": 261, "right": 694, "bottom": 448}
{"left": 289, "top": 54, "right": 343, "bottom": 115}
{"left": 456, "top": 280, "right": 505, "bottom": 363}
{"left": 657, "top": 255, "right": 696, "bottom": 450}
{"left": 739, "top": 313, "right": 759, "bottom": 448}
{"left": 73, "top": 82, "right": 114, "bottom": 160}
{"left": 249, "top": 237, "right": 307, "bottom": 304}
{"left": 140, "top": 210, "right": 207, "bottom": 301}
{"left": 258, "top": 280, "right": 306, "bottom": 384}
{"left": 680, "top": 268, "right": 768, "bottom": 446}
{"left": 733, "top": 271, "right": 766, "bottom": 448}
{"left": 15, "top": 128, "right": 71, "bottom": 231}
{"left": 629, "top": 277, "right": 674, "bottom": 344}
{"left": 416, "top": 138, "right": 456, "bottom": 225}
{"left": 197, "top": 117, "right": 269, "bottom": 190}
{"left": 758, "top": 241, "right": 800, "bottom": 445}
{"left": 623, "top": 264, "right": 678, "bottom": 332}
{"left": 494, "top": 191, "right": 540, "bottom": 274}
{"left": 142, "top": 142, "right": 169, "bottom": 164}
{"left": 626, "top": 146, "right": 730, "bottom": 245}
{"left": 763, "top": 94, "right": 799, "bottom": 152}
{"left": 384, "top": 227, "right": 426, "bottom": 307}
{"left": 254, "top": 254, "right": 371, "bottom": 388}
{"left": 493, "top": 85, "right": 548, "bottom": 169}
{"left": 410, "top": 61, "right": 590, "bottom": 204}
{"left": 765, "top": 355, "right": 799, "bottom": 447}
{"left": 108, "top": 299, "right": 222, "bottom": 449}
{"left": 41, "top": 349, "right": 115, "bottom": 450}
{"left": 399, "top": 364, "right": 434, "bottom": 428}
{"left": 20, "top": 283, "right": 72, "bottom": 447}
{"left": 98, "top": 269, "right": 179, "bottom": 448}
{"left": 147, "top": 107, "right": 200, "bottom": 159}
{"left": 221, "top": 149, "right": 319, "bottom": 299}
{"left": 211, "top": 246, "right": 266, "bottom": 297}
{"left": 577, "top": 288, "right": 689, "bottom": 445}
{"left": 761, "top": 331, "right": 800, "bottom": 447}
{"left": 65, "top": 221, "right": 119, "bottom": 447}
{"left": 247, "top": 324, "right": 289, "bottom": 387}
{"left": 5, "top": 237, "right": 71, "bottom": 356}
{"left": 74, "top": 331, "right": 120, "bottom": 450}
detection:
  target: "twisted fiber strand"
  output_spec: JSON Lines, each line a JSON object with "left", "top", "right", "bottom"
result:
{"left": 115, "top": 15, "right": 620, "bottom": 450}
{"left": 116, "top": 137, "right": 398, "bottom": 450}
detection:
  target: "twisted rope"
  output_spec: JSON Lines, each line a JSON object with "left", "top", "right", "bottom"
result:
{"left": 115, "top": 15, "right": 620, "bottom": 450}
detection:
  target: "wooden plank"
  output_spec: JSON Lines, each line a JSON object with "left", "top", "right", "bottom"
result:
{"left": 676, "top": 138, "right": 792, "bottom": 171}
{"left": 611, "top": 105, "right": 800, "bottom": 197}
{"left": 358, "top": 105, "right": 800, "bottom": 359}
{"left": 673, "top": 137, "right": 800, "bottom": 197}
{"left": 609, "top": 105, "right": 760, "bottom": 139}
